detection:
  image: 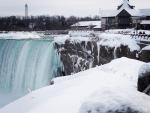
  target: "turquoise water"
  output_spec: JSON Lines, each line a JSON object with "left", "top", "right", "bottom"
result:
{"left": 0, "top": 39, "right": 62, "bottom": 107}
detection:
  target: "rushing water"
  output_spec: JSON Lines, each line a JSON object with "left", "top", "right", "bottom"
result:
{"left": 0, "top": 39, "right": 62, "bottom": 107}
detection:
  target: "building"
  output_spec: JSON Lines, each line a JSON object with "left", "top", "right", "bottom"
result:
{"left": 71, "top": 21, "right": 102, "bottom": 31}
{"left": 101, "top": 0, "right": 150, "bottom": 30}
{"left": 140, "top": 20, "right": 150, "bottom": 30}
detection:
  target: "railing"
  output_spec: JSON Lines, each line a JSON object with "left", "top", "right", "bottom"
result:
{"left": 112, "top": 31, "right": 150, "bottom": 42}
{"left": 130, "top": 34, "right": 150, "bottom": 42}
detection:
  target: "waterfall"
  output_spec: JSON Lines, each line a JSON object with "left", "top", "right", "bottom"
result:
{"left": 0, "top": 39, "right": 62, "bottom": 107}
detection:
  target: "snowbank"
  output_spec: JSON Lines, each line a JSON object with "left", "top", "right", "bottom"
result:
{"left": 54, "top": 34, "right": 90, "bottom": 44}
{"left": 142, "top": 45, "right": 150, "bottom": 51}
{"left": 68, "top": 30, "right": 95, "bottom": 37}
{"left": 0, "top": 32, "right": 42, "bottom": 39}
{"left": 106, "top": 29, "right": 150, "bottom": 35}
{"left": 98, "top": 33, "right": 140, "bottom": 51}
{"left": 54, "top": 32, "right": 139, "bottom": 52}
{"left": 79, "top": 88, "right": 150, "bottom": 113}
{"left": 0, "top": 57, "right": 150, "bottom": 113}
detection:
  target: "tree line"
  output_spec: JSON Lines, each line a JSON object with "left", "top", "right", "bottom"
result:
{"left": 0, "top": 15, "right": 100, "bottom": 31}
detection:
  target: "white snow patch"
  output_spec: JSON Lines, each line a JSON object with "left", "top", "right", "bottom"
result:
{"left": 69, "top": 30, "right": 95, "bottom": 37}
{"left": 97, "top": 33, "right": 140, "bottom": 51}
{"left": 0, "top": 32, "right": 42, "bottom": 39}
{"left": 54, "top": 34, "right": 90, "bottom": 44}
{"left": 138, "top": 63, "right": 150, "bottom": 77}
{"left": 71, "top": 21, "right": 101, "bottom": 28}
{"left": 142, "top": 45, "right": 150, "bottom": 51}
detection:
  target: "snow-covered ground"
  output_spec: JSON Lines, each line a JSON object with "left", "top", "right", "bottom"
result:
{"left": 0, "top": 32, "right": 43, "bottom": 39}
{"left": 105, "top": 29, "right": 150, "bottom": 35}
{"left": 0, "top": 30, "right": 148, "bottom": 45}
{"left": 0, "top": 57, "right": 150, "bottom": 113}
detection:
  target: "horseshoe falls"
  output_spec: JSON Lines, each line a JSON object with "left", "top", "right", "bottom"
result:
{"left": 0, "top": 39, "right": 62, "bottom": 107}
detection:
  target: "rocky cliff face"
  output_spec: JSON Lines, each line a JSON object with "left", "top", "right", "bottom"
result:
{"left": 55, "top": 40, "right": 139, "bottom": 76}
{"left": 139, "top": 45, "right": 150, "bottom": 62}
{"left": 139, "top": 50, "right": 150, "bottom": 62}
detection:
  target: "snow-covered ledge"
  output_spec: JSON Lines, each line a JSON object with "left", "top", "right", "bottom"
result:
{"left": 54, "top": 32, "right": 140, "bottom": 75}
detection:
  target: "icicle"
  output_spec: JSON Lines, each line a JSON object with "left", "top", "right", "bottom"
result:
{"left": 97, "top": 43, "right": 100, "bottom": 65}
{"left": 113, "top": 47, "right": 117, "bottom": 59}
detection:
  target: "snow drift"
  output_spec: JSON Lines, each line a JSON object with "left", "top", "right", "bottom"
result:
{"left": 0, "top": 57, "right": 150, "bottom": 113}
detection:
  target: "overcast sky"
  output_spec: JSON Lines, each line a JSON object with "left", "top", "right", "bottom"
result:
{"left": 0, "top": 0, "right": 149, "bottom": 17}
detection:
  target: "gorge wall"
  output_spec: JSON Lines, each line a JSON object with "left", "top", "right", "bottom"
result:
{"left": 55, "top": 40, "right": 139, "bottom": 75}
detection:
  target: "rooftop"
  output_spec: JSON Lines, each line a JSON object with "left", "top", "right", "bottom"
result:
{"left": 100, "top": 0, "right": 150, "bottom": 17}
{"left": 71, "top": 21, "right": 101, "bottom": 28}
{"left": 141, "top": 20, "right": 150, "bottom": 25}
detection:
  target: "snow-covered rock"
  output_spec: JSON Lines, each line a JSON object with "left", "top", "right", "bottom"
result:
{"left": 55, "top": 32, "right": 140, "bottom": 75}
{"left": 97, "top": 33, "right": 140, "bottom": 52}
{"left": 68, "top": 30, "right": 95, "bottom": 37}
{"left": 79, "top": 89, "right": 149, "bottom": 113}
{"left": 54, "top": 32, "right": 140, "bottom": 53}
{"left": 139, "top": 46, "right": 150, "bottom": 62}
{"left": 0, "top": 57, "right": 150, "bottom": 113}
{"left": 142, "top": 45, "right": 150, "bottom": 51}
{"left": 138, "top": 63, "right": 150, "bottom": 94}
{"left": 138, "top": 63, "right": 150, "bottom": 77}
{"left": 54, "top": 34, "right": 90, "bottom": 44}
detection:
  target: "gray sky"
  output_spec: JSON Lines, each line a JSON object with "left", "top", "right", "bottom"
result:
{"left": 0, "top": 0, "right": 149, "bottom": 17}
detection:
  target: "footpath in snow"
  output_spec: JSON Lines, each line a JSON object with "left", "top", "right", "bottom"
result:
{"left": 0, "top": 57, "right": 150, "bottom": 113}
